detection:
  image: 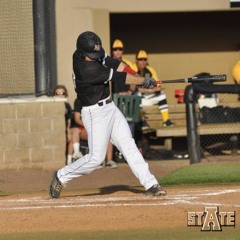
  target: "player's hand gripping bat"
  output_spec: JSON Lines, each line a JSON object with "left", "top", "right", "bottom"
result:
{"left": 156, "top": 74, "right": 227, "bottom": 87}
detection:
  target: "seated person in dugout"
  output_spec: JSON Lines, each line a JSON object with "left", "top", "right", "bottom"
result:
{"left": 53, "top": 85, "right": 81, "bottom": 165}
{"left": 232, "top": 59, "right": 240, "bottom": 101}
{"left": 111, "top": 39, "right": 135, "bottom": 95}
{"left": 132, "top": 50, "right": 174, "bottom": 128}
{"left": 111, "top": 39, "right": 141, "bottom": 156}
{"left": 232, "top": 59, "right": 240, "bottom": 85}
{"left": 195, "top": 72, "right": 218, "bottom": 109}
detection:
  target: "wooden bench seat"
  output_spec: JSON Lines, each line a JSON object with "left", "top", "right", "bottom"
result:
{"left": 142, "top": 105, "right": 187, "bottom": 129}
{"left": 156, "top": 123, "right": 240, "bottom": 137}
{"left": 142, "top": 104, "right": 240, "bottom": 150}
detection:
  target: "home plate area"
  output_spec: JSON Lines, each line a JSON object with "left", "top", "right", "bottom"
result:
{"left": 1, "top": 187, "right": 240, "bottom": 211}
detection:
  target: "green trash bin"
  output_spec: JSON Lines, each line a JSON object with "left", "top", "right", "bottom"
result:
{"left": 113, "top": 94, "right": 141, "bottom": 123}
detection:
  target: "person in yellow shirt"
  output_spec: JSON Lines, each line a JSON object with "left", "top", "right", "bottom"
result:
{"left": 132, "top": 50, "right": 174, "bottom": 127}
{"left": 232, "top": 60, "right": 240, "bottom": 84}
{"left": 111, "top": 39, "right": 136, "bottom": 95}
{"left": 111, "top": 39, "right": 138, "bottom": 161}
{"left": 232, "top": 60, "right": 240, "bottom": 100}
{"left": 112, "top": 39, "right": 134, "bottom": 68}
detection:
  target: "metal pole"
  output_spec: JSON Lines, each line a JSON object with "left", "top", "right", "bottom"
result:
{"left": 33, "top": 0, "right": 49, "bottom": 96}
{"left": 184, "top": 85, "right": 201, "bottom": 164}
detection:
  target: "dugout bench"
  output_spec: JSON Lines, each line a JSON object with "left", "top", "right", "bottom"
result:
{"left": 143, "top": 84, "right": 240, "bottom": 163}
{"left": 143, "top": 105, "right": 240, "bottom": 144}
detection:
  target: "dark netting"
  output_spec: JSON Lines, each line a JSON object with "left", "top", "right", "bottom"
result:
{"left": 198, "top": 93, "right": 240, "bottom": 159}
{"left": 185, "top": 84, "right": 240, "bottom": 163}
{"left": 0, "top": 0, "right": 35, "bottom": 97}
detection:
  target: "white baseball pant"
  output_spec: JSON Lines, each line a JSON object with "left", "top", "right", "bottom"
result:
{"left": 57, "top": 98, "right": 158, "bottom": 190}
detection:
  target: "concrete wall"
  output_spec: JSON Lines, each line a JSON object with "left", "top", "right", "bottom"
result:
{"left": 0, "top": 98, "right": 66, "bottom": 170}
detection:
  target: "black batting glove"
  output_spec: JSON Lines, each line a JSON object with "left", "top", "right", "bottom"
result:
{"left": 142, "top": 77, "right": 157, "bottom": 89}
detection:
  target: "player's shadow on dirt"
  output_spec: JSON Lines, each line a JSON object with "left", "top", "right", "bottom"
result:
{"left": 66, "top": 185, "right": 144, "bottom": 198}
{"left": 96, "top": 185, "right": 144, "bottom": 195}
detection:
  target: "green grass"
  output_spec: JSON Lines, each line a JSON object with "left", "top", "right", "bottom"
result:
{"left": 159, "top": 162, "right": 240, "bottom": 185}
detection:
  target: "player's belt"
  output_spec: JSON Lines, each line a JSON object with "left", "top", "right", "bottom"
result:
{"left": 97, "top": 98, "right": 112, "bottom": 106}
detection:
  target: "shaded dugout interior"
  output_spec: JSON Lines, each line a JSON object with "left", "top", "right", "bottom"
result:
{"left": 110, "top": 11, "right": 240, "bottom": 54}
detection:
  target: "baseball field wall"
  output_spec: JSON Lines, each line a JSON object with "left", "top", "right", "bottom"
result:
{"left": 0, "top": 98, "right": 66, "bottom": 170}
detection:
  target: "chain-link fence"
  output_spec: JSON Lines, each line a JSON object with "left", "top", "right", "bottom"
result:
{"left": 0, "top": 0, "right": 35, "bottom": 97}
{"left": 0, "top": 0, "right": 56, "bottom": 98}
{"left": 197, "top": 93, "right": 240, "bottom": 159}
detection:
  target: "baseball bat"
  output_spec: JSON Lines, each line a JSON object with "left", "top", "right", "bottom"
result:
{"left": 156, "top": 74, "right": 227, "bottom": 86}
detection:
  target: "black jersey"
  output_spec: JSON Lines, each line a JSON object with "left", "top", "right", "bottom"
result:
{"left": 73, "top": 51, "right": 127, "bottom": 106}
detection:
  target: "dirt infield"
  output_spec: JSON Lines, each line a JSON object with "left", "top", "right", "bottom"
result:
{"left": 0, "top": 160, "right": 239, "bottom": 239}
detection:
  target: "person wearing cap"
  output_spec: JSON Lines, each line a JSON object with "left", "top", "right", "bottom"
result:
{"left": 111, "top": 39, "right": 138, "bottom": 161}
{"left": 112, "top": 39, "right": 134, "bottom": 69}
{"left": 232, "top": 60, "right": 240, "bottom": 84}
{"left": 111, "top": 39, "right": 135, "bottom": 95}
{"left": 132, "top": 50, "right": 174, "bottom": 127}
{"left": 49, "top": 31, "right": 167, "bottom": 199}
{"left": 232, "top": 59, "right": 240, "bottom": 100}
{"left": 52, "top": 85, "right": 81, "bottom": 165}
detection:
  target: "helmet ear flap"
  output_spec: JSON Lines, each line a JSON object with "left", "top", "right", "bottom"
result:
{"left": 77, "top": 49, "right": 86, "bottom": 59}
{"left": 81, "top": 52, "right": 86, "bottom": 59}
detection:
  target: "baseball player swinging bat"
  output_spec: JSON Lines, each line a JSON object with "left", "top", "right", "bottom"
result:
{"left": 156, "top": 74, "right": 227, "bottom": 87}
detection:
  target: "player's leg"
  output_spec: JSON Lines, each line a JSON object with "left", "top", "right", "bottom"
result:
{"left": 111, "top": 105, "right": 159, "bottom": 191}
{"left": 105, "top": 141, "right": 117, "bottom": 168}
{"left": 66, "top": 128, "right": 74, "bottom": 165}
{"left": 71, "top": 127, "right": 83, "bottom": 161}
{"left": 56, "top": 104, "right": 112, "bottom": 185}
{"left": 157, "top": 92, "right": 174, "bottom": 127}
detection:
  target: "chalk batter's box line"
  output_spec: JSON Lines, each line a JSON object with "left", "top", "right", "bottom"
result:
{"left": 0, "top": 189, "right": 240, "bottom": 211}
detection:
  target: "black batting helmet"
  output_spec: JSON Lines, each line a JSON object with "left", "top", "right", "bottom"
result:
{"left": 76, "top": 31, "right": 105, "bottom": 59}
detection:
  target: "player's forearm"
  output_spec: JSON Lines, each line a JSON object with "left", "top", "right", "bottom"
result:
{"left": 112, "top": 64, "right": 155, "bottom": 87}
{"left": 74, "top": 118, "right": 82, "bottom": 126}
{"left": 74, "top": 113, "right": 84, "bottom": 126}
{"left": 111, "top": 71, "right": 143, "bottom": 86}
{"left": 125, "top": 74, "right": 144, "bottom": 85}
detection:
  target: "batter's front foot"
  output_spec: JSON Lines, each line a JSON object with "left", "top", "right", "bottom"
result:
{"left": 145, "top": 184, "right": 167, "bottom": 197}
{"left": 49, "top": 171, "right": 63, "bottom": 198}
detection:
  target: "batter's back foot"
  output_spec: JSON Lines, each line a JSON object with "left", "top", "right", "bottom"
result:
{"left": 49, "top": 171, "right": 63, "bottom": 198}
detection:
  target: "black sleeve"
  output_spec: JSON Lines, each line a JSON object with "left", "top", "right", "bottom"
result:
{"left": 104, "top": 55, "right": 121, "bottom": 70}
{"left": 73, "top": 52, "right": 126, "bottom": 85}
